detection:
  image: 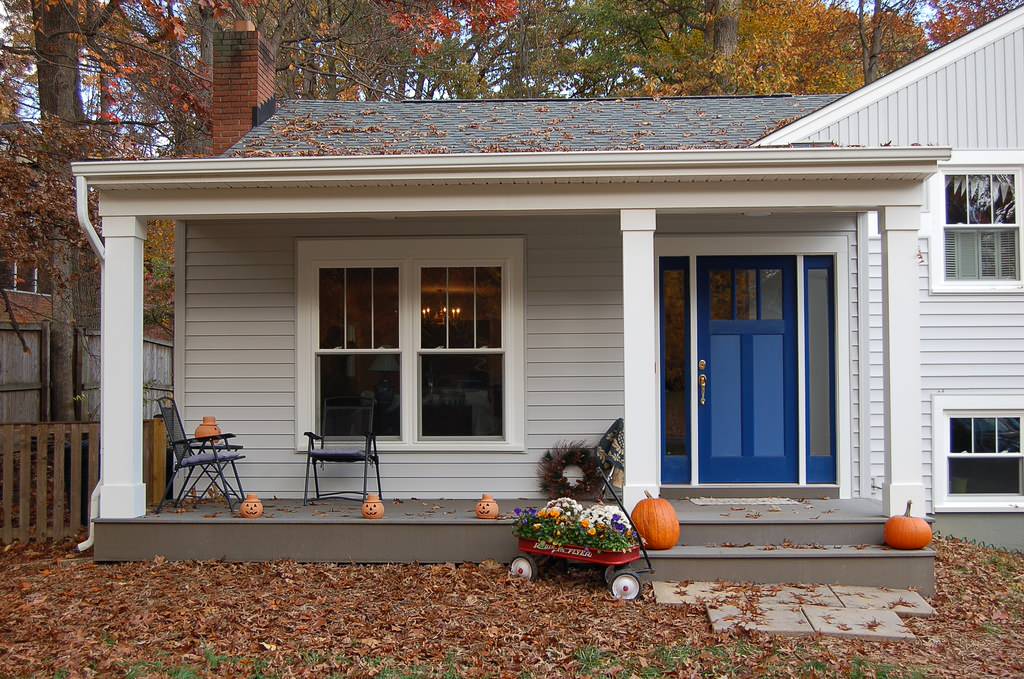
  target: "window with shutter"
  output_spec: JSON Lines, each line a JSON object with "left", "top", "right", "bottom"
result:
{"left": 943, "top": 173, "right": 1019, "bottom": 282}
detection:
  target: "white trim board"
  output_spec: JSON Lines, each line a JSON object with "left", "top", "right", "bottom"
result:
{"left": 757, "top": 6, "right": 1024, "bottom": 146}
{"left": 931, "top": 393, "right": 1024, "bottom": 513}
{"left": 654, "top": 233, "right": 853, "bottom": 498}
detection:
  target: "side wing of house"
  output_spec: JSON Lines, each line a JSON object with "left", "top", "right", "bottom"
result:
{"left": 762, "top": 7, "right": 1024, "bottom": 519}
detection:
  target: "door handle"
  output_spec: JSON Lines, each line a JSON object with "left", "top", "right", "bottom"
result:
{"left": 698, "top": 373, "right": 708, "bottom": 405}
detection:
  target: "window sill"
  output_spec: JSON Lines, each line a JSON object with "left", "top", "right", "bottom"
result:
{"left": 929, "top": 281, "right": 1024, "bottom": 295}
{"left": 294, "top": 442, "right": 527, "bottom": 454}
{"left": 934, "top": 501, "right": 1024, "bottom": 513}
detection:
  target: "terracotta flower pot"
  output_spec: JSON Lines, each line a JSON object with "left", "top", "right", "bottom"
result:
{"left": 475, "top": 493, "right": 500, "bottom": 519}
{"left": 362, "top": 494, "right": 384, "bottom": 520}
{"left": 239, "top": 494, "right": 263, "bottom": 519}
{"left": 195, "top": 416, "right": 222, "bottom": 440}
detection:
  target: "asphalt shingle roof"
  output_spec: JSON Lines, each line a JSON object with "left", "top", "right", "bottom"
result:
{"left": 225, "top": 95, "right": 842, "bottom": 157}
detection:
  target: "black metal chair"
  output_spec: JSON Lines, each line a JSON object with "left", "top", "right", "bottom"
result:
{"left": 303, "top": 396, "right": 381, "bottom": 505}
{"left": 155, "top": 399, "right": 246, "bottom": 513}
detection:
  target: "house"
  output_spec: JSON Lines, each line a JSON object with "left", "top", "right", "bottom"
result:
{"left": 70, "top": 9, "right": 1024, "bottom": 577}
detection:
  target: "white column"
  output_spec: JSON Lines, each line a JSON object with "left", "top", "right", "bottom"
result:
{"left": 99, "top": 216, "right": 148, "bottom": 518}
{"left": 621, "top": 209, "right": 659, "bottom": 511}
{"left": 879, "top": 205, "right": 926, "bottom": 517}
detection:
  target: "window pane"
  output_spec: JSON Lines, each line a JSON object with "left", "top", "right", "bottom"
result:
{"left": 476, "top": 266, "right": 502, "bottom": 348}
{"left": 318, "top": 354, "right": 400, "bottom": 437}
{"left": 949, "top": 458, "right": 1021, "bottom": 495}
{"left": 345, "top": 268, "right": 373, "bottom": 349}
{"left": 447, "top": 267, "right": 475, "bottom": 349}
{"left": 945, "top": 175, "right": 967, "bottom": 224}
{"left": 998, "top": 417, "right": 1021, "bottom": 453}
{"left": 974, "top": 417, "right": 997, "bottom": 453}
{"left": 993, "top": 174, "right": 1016, "bottom": 224}
{"left": 373, "top": 268, "right": 400, "bottom": 349}
{"left": 710, "top": 270, "right": 732, "bottom": 320}
{"left": 806, "top": 269, "right": 833, "bottom": 457}
{"left": 735, "top": 269, "right": 757, "bottom": 320}
{"left": 760, "top": 269, "right": 783, "bottom": 320}
{"left": 950, "top": 417, "right": 973, "bottom": 453}
{"left": 968, "top": 174, "right": 993, "bottom": 224}
{"left": 421, "top": 354, "right": 503, "bottom": 437}
{"left": 663, "top": 270, "right": 688, "bottom": 457}
{"left": 319, "top": 269, "right": 346, "bottom": 349}
{"left": 421, "top": 267, "right": 447, "bottom": 349}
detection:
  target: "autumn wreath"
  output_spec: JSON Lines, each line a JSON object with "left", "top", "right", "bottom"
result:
{"left": 538, "top": 441, "right": 602, "bottom": 500}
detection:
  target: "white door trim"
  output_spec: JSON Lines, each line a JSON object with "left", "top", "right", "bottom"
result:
{"left": 655, "top": 234, "right": 852, "bottom": 499}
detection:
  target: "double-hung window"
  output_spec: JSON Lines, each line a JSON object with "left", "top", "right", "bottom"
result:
{"left": 932, "top": 395, "right": 1024, "bottom": 511}
{"left": 943, "top": 173, "right": 1019, "bottom": 281}
{"left": 298, "top": 238, "right": 524, "bottom": 451}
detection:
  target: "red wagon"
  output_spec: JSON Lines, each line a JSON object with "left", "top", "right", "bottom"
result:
{"left": 511, "top": 538, "right": 648, "bottom": 600}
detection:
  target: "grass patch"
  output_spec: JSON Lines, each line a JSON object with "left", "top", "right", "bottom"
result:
{"left": 848, "top": 658, "right": 927, "bottom": 679}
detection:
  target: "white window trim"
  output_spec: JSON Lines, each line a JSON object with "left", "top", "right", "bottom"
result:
{"left": 927, "top": 166, "right": 1024, "bottom": 295}
{"left": 296, "top": 237, "right": 525, "bottom": 453}
{"left": 931, "top": 393, "right": 1024, "bottom": 512}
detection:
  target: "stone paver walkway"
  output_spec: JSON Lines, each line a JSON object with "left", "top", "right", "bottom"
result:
{"left": 653, "top": 581, "right": 934, "bottom": 640}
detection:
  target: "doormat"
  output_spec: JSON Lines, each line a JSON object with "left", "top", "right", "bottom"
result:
{"left": 688, "top": 497, "right": 802, "bottom": 506}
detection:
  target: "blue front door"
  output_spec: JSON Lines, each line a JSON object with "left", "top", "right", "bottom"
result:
{"left": 696, "top": 256, "right": 798, "bottom": 483}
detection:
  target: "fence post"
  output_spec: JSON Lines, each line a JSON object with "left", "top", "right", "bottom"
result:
{"left": 1, "top": 427, "right": 11, "bottom": 543}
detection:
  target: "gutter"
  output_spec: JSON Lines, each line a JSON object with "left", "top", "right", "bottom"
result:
{"left": 74, "top": 175, "right": 103, "bottom": 552}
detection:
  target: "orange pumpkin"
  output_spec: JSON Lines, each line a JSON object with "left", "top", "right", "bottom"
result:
{"left": 475, "top": 494, "right": 500, "bottom": 519}
{"left": 239, "top": 494, "right": 263, "bottom": 519}
{"left": 884, "top": 500, "right": 932, "bottom": 550}
{"left": 362, "top": 494, "right": 385, "bottom": 520}
{"left": 630, "top": 491, "right": 680, "bottom": 550}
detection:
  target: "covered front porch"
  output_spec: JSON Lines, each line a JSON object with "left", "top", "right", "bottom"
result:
{"left": 73, "top": 146, "right": 947, "bottom": 567}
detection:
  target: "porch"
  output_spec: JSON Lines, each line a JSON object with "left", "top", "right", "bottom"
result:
{"left": 93, "top": 497, "right": 935, "bottom": 593}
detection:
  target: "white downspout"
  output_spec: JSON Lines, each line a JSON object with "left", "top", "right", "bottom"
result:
{"left": 74, "top": 175, "right": 104, "bottom": 552}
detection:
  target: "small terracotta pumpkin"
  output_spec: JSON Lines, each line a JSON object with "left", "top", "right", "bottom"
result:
{"left": 630, "top": 491, "right": 680, "bottom": 550}
{"left": 195, "top": 416, "right": 223, "bottom": 441}
{"left": 884, "top": 500, "right": 932, "bottom": 550}
{"left": 362, "top": 493, "right": 384, "bottom": 520}
{"left": 475, "top": 494, "right": 500, "bottom": 519}
{"left": 239, "top": 494, "right": 263, "bottom": 519}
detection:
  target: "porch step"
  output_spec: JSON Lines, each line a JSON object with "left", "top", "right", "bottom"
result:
{"left": 672, "top": 498, "right": 887, "bottom": 547}
{"left": 662, "top": 485, "right": 840, "bottom": 500}
{"left": 645, "top": 545, "right": 935, "bottom": 595}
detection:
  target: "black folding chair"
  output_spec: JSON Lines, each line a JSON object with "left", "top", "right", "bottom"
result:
{"left": 155, "top": 399, "right": 246, "bottom": 513}
{"left": 303, "top": 396, "right": 381, "bottom": 505}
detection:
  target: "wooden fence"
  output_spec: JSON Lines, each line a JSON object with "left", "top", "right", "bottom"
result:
{"left": 0, "top": 323, "right": 172, "bottom": 423}
{"left": 0, "top": 419, "right": 167, "bottom": 544}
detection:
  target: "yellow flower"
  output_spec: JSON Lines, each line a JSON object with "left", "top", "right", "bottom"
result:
{"left": 587, "top": 528, "right": 597, "bottom": 536}
{"left": 580, "top": 519, "right": 590, "bottom": 528}
{"left": 532, "top": 523, "right": 541, "bottom": 529}
{"left": 538, "top": 509, "right": 547, "bottom": 518}
{"left": 549, "top": 508, "right": 561, "bottom": 517}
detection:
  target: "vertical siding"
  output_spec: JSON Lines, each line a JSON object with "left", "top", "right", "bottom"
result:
{"left": 183, "top": 216, "right": 625, "bottom": 498}
{"left": 806, "top": 27, "right": 1024, "bottom": 148}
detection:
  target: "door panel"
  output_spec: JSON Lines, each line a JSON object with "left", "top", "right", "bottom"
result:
{"left": 659, "top": 258, "right": 691, "bottom": 484}
{"left": 697, "top": 256, "right": 798, "bottom": 483}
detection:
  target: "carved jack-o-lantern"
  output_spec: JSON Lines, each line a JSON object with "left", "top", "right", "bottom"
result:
{"left": 475, "top": 493, "right": 500, "bottom": 519}
{"left": 239, "top": 493, "right": 263, "bottom": 519}
{"left": 362, "top": 494, "right": 384, "bottom": 520}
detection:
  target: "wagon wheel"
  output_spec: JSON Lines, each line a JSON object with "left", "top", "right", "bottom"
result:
{"left": 609, "top": 571, "right": 642, "bottom": 601}
{"left": 603, "top": 565, "right": 618, "bottom": 585}
{"left": 509, "top": 554, "right": 539, "bottom": 581}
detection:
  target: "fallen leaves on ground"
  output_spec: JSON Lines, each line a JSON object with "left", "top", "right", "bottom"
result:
{"left": 0, "top": 537, "right": 1022, "bottom": 677}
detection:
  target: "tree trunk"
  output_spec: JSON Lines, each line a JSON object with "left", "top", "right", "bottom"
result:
{"left": 704, "top": 0, "right": 741, "bottom": 91}
{"left": 32, "top": 0, "right": 85, "bottom": 421}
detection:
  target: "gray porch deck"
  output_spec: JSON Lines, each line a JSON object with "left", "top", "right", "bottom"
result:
{"left": 93, "top": 497, "right": 934, "bottom": 593}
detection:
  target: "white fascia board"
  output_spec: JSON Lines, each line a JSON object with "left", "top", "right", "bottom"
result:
{"left": 756, "top": 6, "right": 1024, "bottom": 146}
{"left": 72, "top": 146, "right": 950, "bottom": 190}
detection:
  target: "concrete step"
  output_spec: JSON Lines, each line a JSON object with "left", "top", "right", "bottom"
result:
{"left": 671, "top": 498, "right": 888, "bottom": 546}
{"left": 662, "top": 485, "right": 840, "bottom": 500}
{"left": 646, "top": 545, "right": 935, "bottom": 595}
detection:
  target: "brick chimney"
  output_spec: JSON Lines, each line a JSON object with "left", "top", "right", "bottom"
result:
{"left": 212, "top": 20, "right": 276, "bottom": 155}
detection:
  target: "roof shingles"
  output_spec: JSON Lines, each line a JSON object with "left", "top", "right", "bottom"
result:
{"left": 225, "top": 95, "right": 841, "bottom": 157}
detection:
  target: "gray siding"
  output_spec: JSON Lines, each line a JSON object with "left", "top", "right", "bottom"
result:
{"left": 183, "top": 216, "right": 625, "bottom": 498}
{"left": 802, "top": 26, "right": 1024, "bottom": 148}
{"left": 182, "top": 213, "right": 863, "bottom": 498}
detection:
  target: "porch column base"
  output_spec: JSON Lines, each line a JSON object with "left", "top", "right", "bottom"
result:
{"left": 883, "top": 481, "right": 926, "bottom": 518}
{"left": 623, "top": 484, "right": 659, "bottom": 511}
{"left": 99, "top": 483, "right": 147, "bottom": 518}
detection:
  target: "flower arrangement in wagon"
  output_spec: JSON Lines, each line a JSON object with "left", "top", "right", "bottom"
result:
{"left": 512, "top": 497, "right": 639, "bottom": 553}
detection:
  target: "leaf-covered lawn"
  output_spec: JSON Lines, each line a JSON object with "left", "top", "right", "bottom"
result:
{"left": 1, "top": 537, "right": 1022, "bottom": 678}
